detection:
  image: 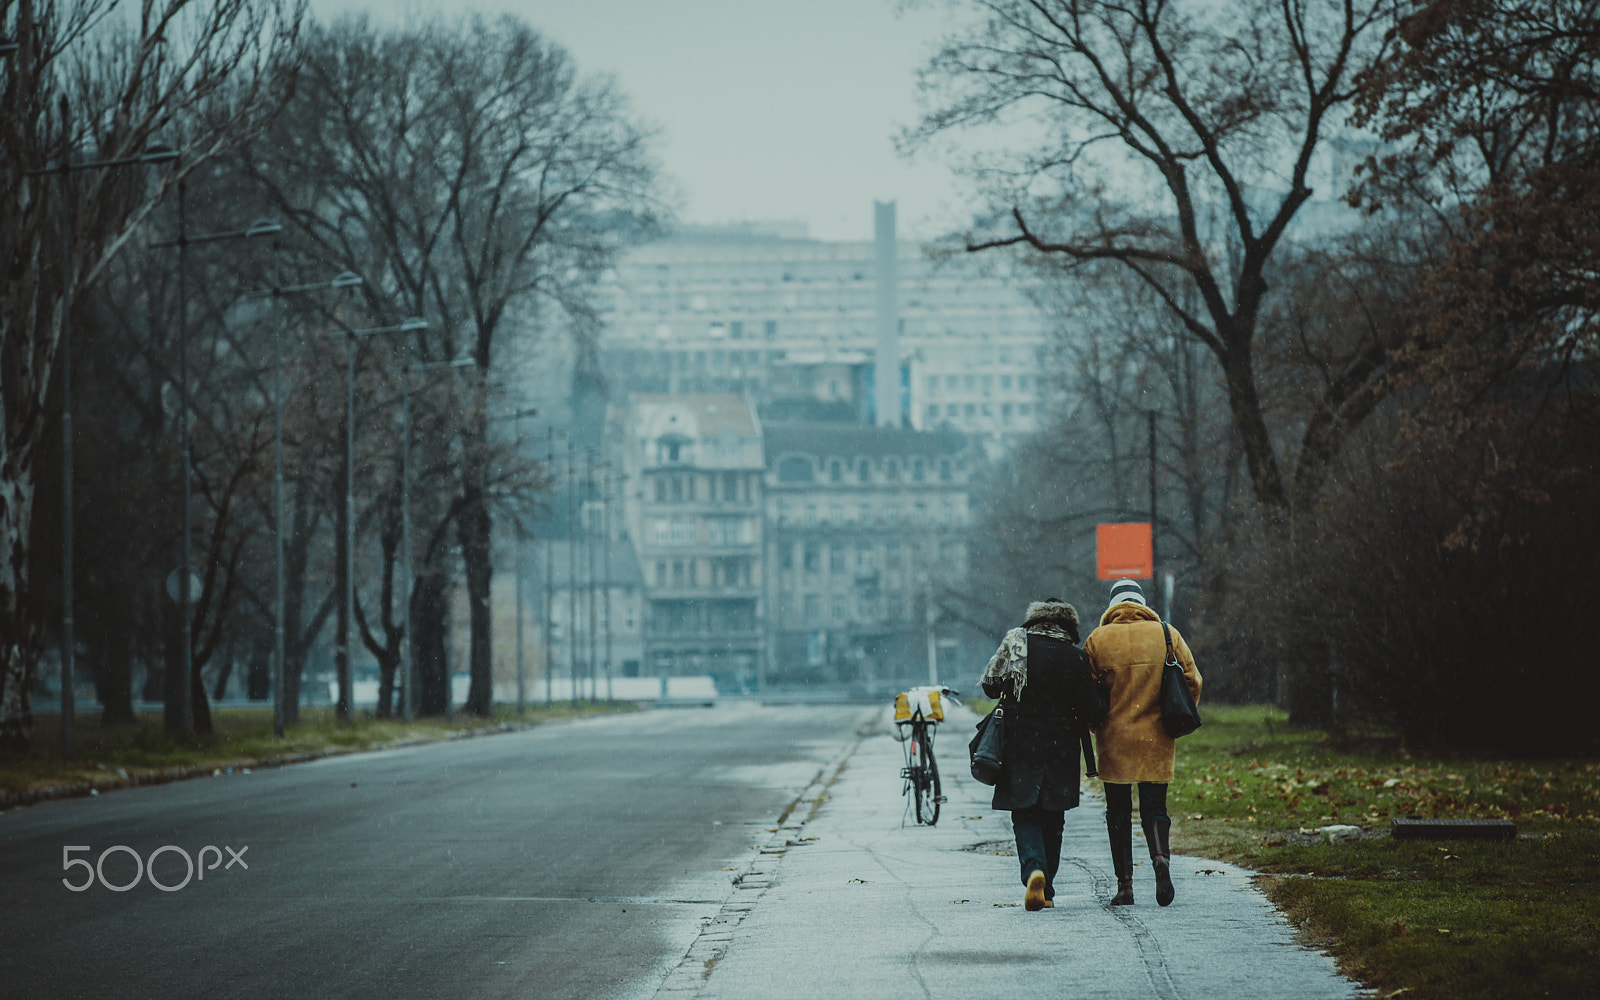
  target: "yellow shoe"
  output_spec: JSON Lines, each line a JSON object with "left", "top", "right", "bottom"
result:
{"left": 1025, "top": 870, "right": 1047, "bottom": 911}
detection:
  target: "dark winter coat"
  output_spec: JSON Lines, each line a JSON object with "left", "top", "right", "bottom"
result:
{"left": 982, "top": 630, "right": 1105, "bottom": 812}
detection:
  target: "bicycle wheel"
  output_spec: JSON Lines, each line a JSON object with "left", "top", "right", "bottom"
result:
{"left": 914, "top": 725, "right": 941, "bottom": 826}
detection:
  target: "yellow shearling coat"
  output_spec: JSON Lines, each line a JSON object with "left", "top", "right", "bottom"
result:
{"left": 1083, "top": 602, "right": 1202, "bottom": 783}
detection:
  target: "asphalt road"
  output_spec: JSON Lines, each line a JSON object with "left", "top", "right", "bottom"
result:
{"left": 0, "top": 703, "right": 869, "bottom": 1000}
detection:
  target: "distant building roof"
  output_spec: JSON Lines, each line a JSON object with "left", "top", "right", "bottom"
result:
{"left": 628, "top": 393, "right": 759, "bottom": 439}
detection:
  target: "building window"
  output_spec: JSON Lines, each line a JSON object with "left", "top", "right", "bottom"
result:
{"left": 672, "top": 560, "right": 685, "bottom": 586}
{"left": 926, "top": 404, "right": 938, "bottom": 420}
{"left": 803, "top": 543, "right": 820, "bottom": 573}
{"left": 886, "top": 459, "right": 899, "bottom": 480}
{"left": 926, "top": 376, "right": 938, "bottom": 394}
{"left": 1018, "top": 374, "right": 1031, "bottom": 390}
{"left": 1001, "top": 374, "right": 1013, "bottom": 390}
{"left": 912, "top": 459, "right": 925, "bottom": 482}
{"left": 829, "top": 503, "right": 844, "bottom": 524}
{"left": 829, "top": 543, "right": 845, "bottom": 573}
{"left": 778, "top": 456, "right": 814, "bottom": 482}
{"left": 723, "top": 471, "right": 740, "bottom": 501}
{"left": 946, "top": 375, "right": 957, "bottom": 390}
{"left": 655, "top": 478, "right": 667, "bottom": 502}
{"left": 780, "top": 543, "right": 794, "bottom": 570}
{"left": 832, "top": 596, "right": 847, "bottom": 621}
{"left": 858, "top": 459, "right": 870, "bottom": 482}
{"left": 804, "top": 594, "right": 821, "bottom": 624}
{"left": 829, "top": 460, "right": 842, "bottom": 482}
{"left": 1019, "top": 403, "right": 1032, "bottom": 416}
{"left": 804, "top": 504, "right": 817, "bottom": 526}
{"left": 946, "top": 404, "right": 957, "bottom": 417}
{"left": 939, "top": 459, "right": 952, "bottom": 482}
{"left": 656, "top": 561, "right": 667, "bottom": 586}
{"left": 858, "top": 502, "right": 872, "bottom": 523}
{"left": 887, "top": 506, "right": 899, "bottom": 526}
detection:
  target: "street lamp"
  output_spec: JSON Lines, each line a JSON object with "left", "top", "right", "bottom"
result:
{"left": 28, "top": 104, "right": 178, "bottom": 761}
{"left": 149, "top": 209, "right": 280, "bottom": 731}
{"left": 329, "top": 313, "right": 431, "bottom": 723}
{"left": 256, "top": 269, "right": 363, "bottom": 736}
{"left": 492, "top": 406, "right": 540, "bottom": 717}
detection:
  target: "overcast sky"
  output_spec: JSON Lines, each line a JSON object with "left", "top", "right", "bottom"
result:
{"left": 308, "top": 0, "right": 974, "bottom": 242}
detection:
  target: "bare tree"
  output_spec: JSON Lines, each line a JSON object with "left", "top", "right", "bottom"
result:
{"left": 243, "top": 15, "right": 661, "bottom": 718}
{"left": 0, "top": 0, "right": 302, "bottom": 750}
{"left": 907, "top": 0, "right": 1401, "bottom": 512}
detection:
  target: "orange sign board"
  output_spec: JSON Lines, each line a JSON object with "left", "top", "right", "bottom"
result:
{"left": 1096, "top": 523, "right": 1152, "bottom": 580}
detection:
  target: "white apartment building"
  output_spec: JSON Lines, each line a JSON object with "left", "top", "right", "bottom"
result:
{"left": 596, "top": 223, "right": 1052, "bottom": 452}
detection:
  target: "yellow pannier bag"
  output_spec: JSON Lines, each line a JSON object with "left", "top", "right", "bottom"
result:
{"left": 894, "top": 687, "right": 944, "bottom": 722}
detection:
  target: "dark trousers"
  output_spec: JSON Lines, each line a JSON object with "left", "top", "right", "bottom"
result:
{"left": 1104, "top": 782, "right": 1170, "bottom": 859}
{"left": 1011, "top": 804, "right": 1065, "bottom": 899}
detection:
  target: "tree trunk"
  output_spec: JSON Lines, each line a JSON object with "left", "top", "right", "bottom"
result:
{"left": 162, "top": 603, "right": 186, "bottom": 734}
{"left": 335, "top": 408, "right": 352, "bottom": 723}
{"left": 459, "top": 479, "right": 493, "bottom": 718}
{"left": 190, "top": 656, "right": 213, "bottom": 735}
{"left": 0, "top": 465, "right": 41, "bottom": 752}
{"left": 413, "top": 568, "right": 450, "bottom": 716}
{"left": 211, "top": 651, "right": 234, "bottom": 703}
{"left": 375, "top": 654, "right": 395, "bottom": 719}
{"left": 1220, "top": 341, "right": 1288, "bottom": 512}
{"left": 246, "top": 634, "right": 271, "bottom": 701}
{"left": 0, "top": 645, "right": 33, "bottom": 753}
{"left": 98, "top": 603, "right": 136, "bottom": 725}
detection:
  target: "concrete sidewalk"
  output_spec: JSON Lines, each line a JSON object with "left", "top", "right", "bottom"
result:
{"left": 657, "top": 704, "right": 1369, "bottom": 999}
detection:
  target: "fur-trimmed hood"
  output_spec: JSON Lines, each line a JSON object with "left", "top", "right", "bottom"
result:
{"left": 1024, "top": 600, "right": 1080, "bottom": 636}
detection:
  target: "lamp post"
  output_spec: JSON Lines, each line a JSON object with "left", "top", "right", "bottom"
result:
{"left": 494, "top": 407, "right": 540, "bottom": 717}
{"left": 150, "top": 211, "right": 279, "bottom": 730}
{"left": 332, "top": 314, "right": 433, "bottom": 722}
{"left": 28, "top": 103, "right": 177, "bottom": 760}
{"left": 258, "top": 269, "right": 363, "bottom": 736}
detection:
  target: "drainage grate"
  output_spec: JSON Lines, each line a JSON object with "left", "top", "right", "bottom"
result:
{"left": 1390, "top": 817, "right": 1517, "bottom": 841}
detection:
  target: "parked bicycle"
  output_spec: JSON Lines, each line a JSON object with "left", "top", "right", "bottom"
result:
{"left": 894, "top": 686, "right": 956, "bottom": 826}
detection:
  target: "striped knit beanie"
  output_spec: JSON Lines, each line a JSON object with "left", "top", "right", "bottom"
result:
{"left": 1107, "top": 578, "right": 1147, "bottom": 611}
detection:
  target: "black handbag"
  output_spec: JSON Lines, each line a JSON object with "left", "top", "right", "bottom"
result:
{"left": 969, "top": 704, "right": 1005, "bottom": 785}
{"left": 1158, "top": 620, "right": 1202, "bottom": 738}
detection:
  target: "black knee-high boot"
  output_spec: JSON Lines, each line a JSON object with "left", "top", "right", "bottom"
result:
{"left": 1106, "top": 814, "right": 1135, "bottom": 905}
{"left": 1142, "top": 814, "right": 1174, "bottom": 906}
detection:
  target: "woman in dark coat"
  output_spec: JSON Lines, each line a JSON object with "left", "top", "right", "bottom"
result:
{"left": 979, "top": 598, "right": 1106, "bottom": 911}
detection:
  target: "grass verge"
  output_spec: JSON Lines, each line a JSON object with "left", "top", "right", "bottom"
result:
{"left": 1169, "top": 705, "right": 1600, "bottom": 1000}
{"left": 1, "top": 700, "right": 640, "bottom": 802}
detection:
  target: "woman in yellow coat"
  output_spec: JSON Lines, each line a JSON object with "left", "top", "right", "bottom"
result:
{"left": 1083, "top": 579, "right": 1201, "bottom": 906}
